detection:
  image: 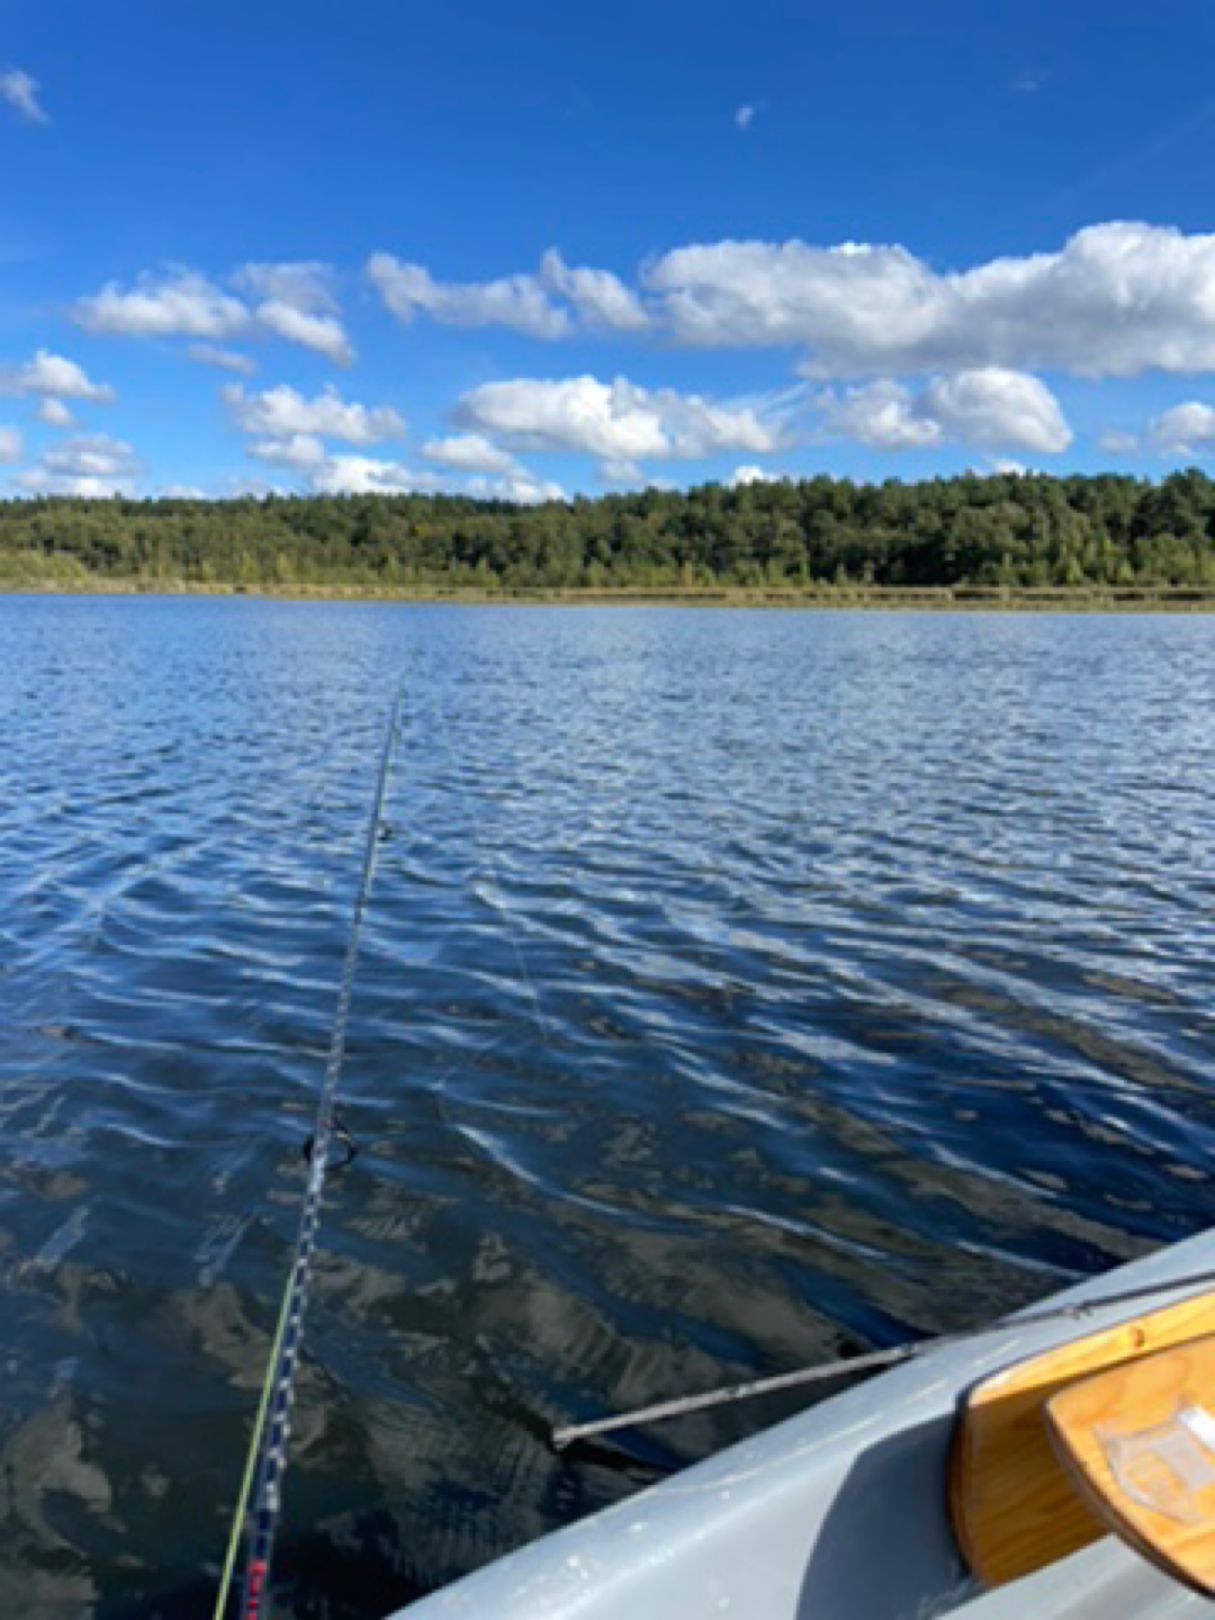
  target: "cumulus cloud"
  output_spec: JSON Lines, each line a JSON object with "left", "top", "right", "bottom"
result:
{"left": 222, "top": 383, "right": 405, "bottom": 444}
{"left": 302, "top": 449, "right": 563, "bottom": 504}
{"left": 76, "top": 262, "right": 352, "bottom": 362}
{"left": 17, "top": 433, "right": 141, "bottom": 496}
{"left": 538, "top": 250, "right": 650, "bottom": 331}
{"left": 454, "top": 374, "right": 783, "bottom": 461}
{"left": 305, "top": 455, "right": 437, "bottom": 495}
{"left": 421, "top": 433, "right": 521, "bottom": 474}
{"left": 367, "top": 254, "right": 571, "bottom": 339}
{"left": 1146, "top": 402, "right": 1215, "bottom": 455}
{"left": 1097, "top": 429, "right": 1140, "bottom": 456}
{"left": 1, "top": 349, "right": 115, "bottom": 403}
{"left": 823, "top": 380, "right": 942, "bottom": 449}
{"left": 188, "top": 342, "right": 257, "bottom": 375}
{"left": 821, "top": 367, "right": 1072, "bottom": 453}
{"left": 0, "top": 68, "right": 47, "bottom": 125}
{"left": 728, "top": 464, "right": 778, "bottom": 485}
{"left": 257, "top": 302, "right": 353, "bottom": 364}
{"left": 367, "top": 249, "right": 649, "bottom": 337}
{"left": 0, "top": 426, "right": 21, "bottom": 464}
{"left": 37, "top": 398, "right": 74, "bottom": 428}
{"left": 235, "top": 261, "right": 354, "bottom": 365}
{"left": 75, "top": 270, "right": 249, "bottom": 340}
{"left": 598, "top": 458, "right": 645, "bottom": 486}
{"left": 248, "top": 433, "right": 329, "bottom": 470}
{"left": 645, "top": 223, "right": 1215, "bottom": 379}
{"left": 466, "top": 470, "right": 566, "bottom": 504}
{"left": 919, "top": 369, "right": 1072, "bottom": 452}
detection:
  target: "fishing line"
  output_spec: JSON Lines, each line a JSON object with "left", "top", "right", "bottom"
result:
{"left": 434, "top": 676, "right": 554, "bottom": 1053}
{"left": 213, "top": 695, "right": 402, "bottom": 1620}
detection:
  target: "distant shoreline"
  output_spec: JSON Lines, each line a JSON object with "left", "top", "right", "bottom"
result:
{"left": 4, "top": 579, "right": 1215, "bottom": 613}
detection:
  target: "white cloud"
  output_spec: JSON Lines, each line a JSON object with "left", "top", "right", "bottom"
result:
{"left": 303, "top": 448, "right": 563, "bottom": 504}
{"left": 598, "top": 458, "right": 645, "bottom": 486}
{"left": 37, "top": 397, "right": 73, "bottom": 428}
{"left": 367, "top": 248, "right": 649, "bottom": 338}
{"left": 0, "top": 68, "right": 47, "bottom": 125}
{"left": 1097, "top": 429, "right": 1140, "bottom": 456}
{"left": 248, "top": 433, "right": 329, "bottom": 470}
{"left": 0, "top": 426, "right": 21, "bottom": 463}
{"left": 2, "top": 350, "right": 115, "bottom": 403}
{"left": 823, "top": 380, "right": 942, "bottom": 449}
{"left": 1147, "top": 402, "right": 1215, "bottom": 455}
{"left": 309, "top": 454, "right": 430, "bottom": 495}
{"left": 159, "top": 484, "right": 209, "bottom": 499}
{"left": 222, "top": 383, "right": 405, "bottom": 444}
{"left": 77, "top": 262, "right": 352, "bottom": 362}
{"left": 821, "top": 367, "right": 1071, "bottom": 453}
{"left": 538, "top": 250, "right": 650, "bottom": 331}
{"left": 645, "top": 223, "right": 1215, "bottom": 378}
{"left": 236, "top": 261, "right": 354, "bottom": 365}
{"left": 257, "top": 302, "right": 353, "bottom": 364}
{"left": 75, "top": 270, "right": 249, "bottom": 340}
{"left": 17, "top": 433, "right": 140, "bottom": 496}
{"left": 188, "top": 342, "right": 257, "bottom": 375}
{"left": 367, "top": 253, "right": 571, "bottom": 339}
{"left": 422, "top": 433, "right": 521, "bottom": 474}
{"left": 465, "top": 470, "right": 566, "bottom": 504}
{"left": 734, "top": 105, "right": 756, "bottom": 130}
{"left": 919, "top": 369, "right": 1072, "bottom": 453}
{"left": 728, "top": 464, "right": 777, "bottom": 485}
{"left": 454, "top": 374, "right": 782, "bottom": 461}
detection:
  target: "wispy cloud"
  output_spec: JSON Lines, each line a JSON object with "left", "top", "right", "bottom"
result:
{"left": 0, "top": 67, "right": 48, "bottom": 125}
{"left": 1011, "top": 68, "right": 1046, "bottom": 95}
{"left": 734, "top": 104, "right": 757, "bottom": 131}
{"left": 187, "top": 343, "right": 257, "bottom": 376}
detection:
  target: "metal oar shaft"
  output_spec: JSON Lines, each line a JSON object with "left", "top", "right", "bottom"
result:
{"left": 215, "top": 698, "right": 402, "bottom": 1620}
{"left": 551, "top": 1267, "right": 1215, "bottom": 1452}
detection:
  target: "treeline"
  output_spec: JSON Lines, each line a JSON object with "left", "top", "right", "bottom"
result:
{"left": 4, "top": 469, "right": 1215, "bottom": 592}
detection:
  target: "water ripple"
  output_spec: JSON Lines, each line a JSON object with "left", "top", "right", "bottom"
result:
{"left": 1, "top": 598, "right": 1214, "bottom": 1615}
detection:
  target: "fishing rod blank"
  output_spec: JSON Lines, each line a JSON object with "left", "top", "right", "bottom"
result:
{"left": 213, "top": 698, "right": 402, "bottom": 1620}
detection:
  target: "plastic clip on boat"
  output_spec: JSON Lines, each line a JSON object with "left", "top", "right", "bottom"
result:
{"left": 392, "top": 1229, "right": 1215, "bottom": 1619}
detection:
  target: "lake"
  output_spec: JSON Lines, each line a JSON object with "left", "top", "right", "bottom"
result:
{"left": 2, "top": 595, "right": 1214, "bottom": 1619}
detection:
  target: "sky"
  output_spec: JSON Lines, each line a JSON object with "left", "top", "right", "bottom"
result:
{"left": 3, "top": 0, "right": 1215, "bottom": 502}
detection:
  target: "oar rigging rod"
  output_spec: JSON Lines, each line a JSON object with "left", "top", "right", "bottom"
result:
{"left": 214, "top": 697, "right": 402, "bottom": 1620}
{"left": 550, "top": 1266, "right": 1215, "bottom": 1453}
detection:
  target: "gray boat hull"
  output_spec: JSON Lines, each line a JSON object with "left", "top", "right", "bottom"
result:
{"left": 395, "top": 1232, "right": 1215, "bottom": 1618}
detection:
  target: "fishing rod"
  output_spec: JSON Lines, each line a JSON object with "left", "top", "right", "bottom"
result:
{"left": 213, "top": 696, "right": 402, "bottom": 1620}
{"left": 550, "top": 1263, "right": 1215, "bottom": 1452}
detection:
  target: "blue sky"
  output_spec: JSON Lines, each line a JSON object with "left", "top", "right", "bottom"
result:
{"left": 2, "top": 0, "right": 1215, "bottom": 500}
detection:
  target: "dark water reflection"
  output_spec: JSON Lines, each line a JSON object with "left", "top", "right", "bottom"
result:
{"left": 1, "top": 596, "right": 1214, "bottom": 1617}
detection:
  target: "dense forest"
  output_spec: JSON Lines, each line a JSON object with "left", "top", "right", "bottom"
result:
{"left": 5, "top": 469, "right": 1215, "bottom": 594}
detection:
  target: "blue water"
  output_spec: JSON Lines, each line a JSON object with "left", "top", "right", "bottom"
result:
{"left": 2, "top": 595, "right": 1214, "bottom": 1618}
